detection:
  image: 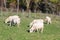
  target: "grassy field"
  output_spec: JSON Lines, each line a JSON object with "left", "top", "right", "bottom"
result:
{"left": 0, "top": 12, "right": 60, "bottom": 40}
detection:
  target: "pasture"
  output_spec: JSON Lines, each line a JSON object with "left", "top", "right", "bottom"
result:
{"left": 0, "top": 12, "right": 60, "bottom": 40}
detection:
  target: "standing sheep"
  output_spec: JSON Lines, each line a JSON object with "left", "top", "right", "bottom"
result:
{"left": 45, "top": 16, "right": 51, "bottom": 24}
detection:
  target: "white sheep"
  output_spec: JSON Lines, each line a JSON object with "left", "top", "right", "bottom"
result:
{"left": 5, "top": 15, "right": 20, "bottom": 27}
{"left": 29, "top": 19, "right": 44, "bottom": 27}
{"left": 29, "top": 19, "right": 44, "bottom": 33}
{"left": 45, "top": 16, "right": 51, "bottom": 24}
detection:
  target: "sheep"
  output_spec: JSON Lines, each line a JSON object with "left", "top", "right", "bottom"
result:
{"left": 45, "top": 16, "right": 51, "bottom": 24}
{"left": 5, "top": 15, "right": 20, "bottom": 27}
{"left": 29, "top": 19, "right": 44, "bottom": 33}
{"left": 29, "top": 19, "right": 44, "bottom": 27}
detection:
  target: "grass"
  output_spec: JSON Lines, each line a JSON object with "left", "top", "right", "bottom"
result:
{"left": 0, "top": 11, "right": 60, "bottom": 40}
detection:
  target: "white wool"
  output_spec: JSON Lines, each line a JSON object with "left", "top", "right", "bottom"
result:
{"left": 29, "top": 19, "right": 44, "bottom": 27}
{"left": 45, "top": 16, "right": 51, "bottom": 24}
{"left": 5, "top": 16, "right": 13, "bottom": 23}
{"left": 13, "top": 17, "right": 20, "bottom": 27}
{"left": 5, "top": 15, "right": 20, "bottom": 27}
{"left": 29, "top": 19, "right": 44, "bottom": 33}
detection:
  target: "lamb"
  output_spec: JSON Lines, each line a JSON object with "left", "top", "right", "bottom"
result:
{"left": 29, "top": 19, "right": 44, "bottom": 33}
{"left": 5, "top": 15, "right": 20, "bottom": 27}
{"left": 45, "top": 16, "right": 51, "bottom": 24}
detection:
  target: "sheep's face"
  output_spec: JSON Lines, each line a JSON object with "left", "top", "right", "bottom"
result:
{"left": 29, "top": 27, "right": 35, "bottom": 33}
{"left": 29, "top": 29, "right": 33, "bottom": 33}
{"left": 5, "top": 18, "right": 9, "bottom": 23}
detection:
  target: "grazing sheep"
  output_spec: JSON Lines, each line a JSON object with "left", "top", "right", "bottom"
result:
{"left": 5, "top": 15, "right": 20, "bottom": 27}
{"left": 29, "top": 19, "right": 44, "bottom": 27}
{"left": 29, "top": 19, "right": 44, "bottom": 33}
{"left": 45, "top": 16, "right": 51, "bottom": 24}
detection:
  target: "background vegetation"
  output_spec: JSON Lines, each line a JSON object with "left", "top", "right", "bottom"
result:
{"left": 0, "top": 12, "right": 60, "bottom": 40}
{"left": 0, "top": 0, "right": 60, "bottom": 40}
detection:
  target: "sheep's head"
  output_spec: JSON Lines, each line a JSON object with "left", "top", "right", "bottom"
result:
{"left": 29, "top": 26, "right": 35, "bottom": 33}
{"left": 29, "top": 29, "right": 33, "bottom": 33}
{"left": 27, "top": 29, "right": 33, "bottom": 33}
{"left": 5, "top": 18, "right": 9, "bottom": 23}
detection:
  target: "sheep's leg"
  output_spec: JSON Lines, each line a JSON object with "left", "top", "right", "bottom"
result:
{"left": 36, "top": 28, "right": 38, "bottom": 32}
{"left": 48, "top": 22, "right": 49, "bottom": 24}
{"left": 41, "top": 28, "right": 43, "bottom": 33}
{"left": 9, "top": 22, "right": 12, "bottom": 26}
{"left": 17, "top": 23, "right": 19, "bottom": 28}
{"left": 50, "top": 21, "right": 51, "bottom": 24}
{"left": 47, "top": 21, "right": 49, "bottom": 24}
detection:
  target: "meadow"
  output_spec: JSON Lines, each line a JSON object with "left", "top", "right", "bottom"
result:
{"left": 0, "top": 11, "right": 60, "bottom": 40}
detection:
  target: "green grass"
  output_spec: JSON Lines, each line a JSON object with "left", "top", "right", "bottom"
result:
{"left": 0, "top": 12, "right": 60, "bottom": 40}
